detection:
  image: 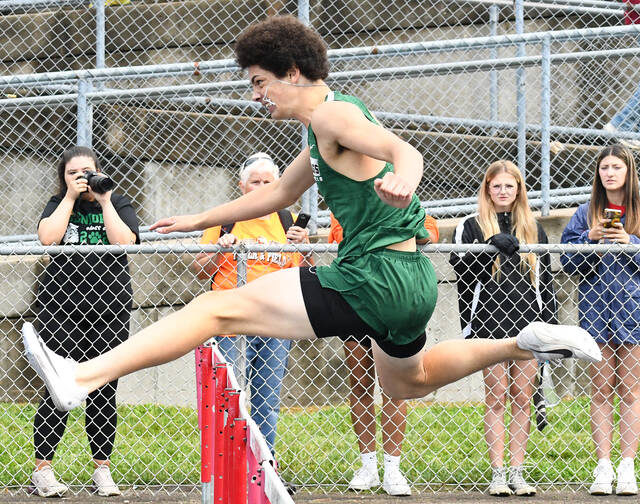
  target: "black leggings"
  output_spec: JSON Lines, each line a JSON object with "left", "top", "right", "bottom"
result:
{"left": 33, "top": 304, "right": 130, "bottom": 461}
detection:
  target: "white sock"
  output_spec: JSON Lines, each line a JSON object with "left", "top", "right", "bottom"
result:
{"left": 383, "top": 453, "right": 400, "bottom": 473}
{"left": 360, "top": 452, "right": 377, "bottom": 471}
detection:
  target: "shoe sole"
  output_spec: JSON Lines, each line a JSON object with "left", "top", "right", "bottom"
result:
{"left": 92, "top": 486, "right": 122, "bottom": 497}
{"left": 22, "top": 323, "right": 70, "bottom": 411}
{"left": 27, "top": 484, "right": 67, "bottom": 498}
{"left": 489, "top": 490, "right": 513, "bottom": 496}
{"left": 383, "top": 486, "right": 412, "bottom": 496}
{"left": 348, "top": 483, "right": 380, "bottom": 491}
{"left": 513, "top": 488, "right": 537, "bottom": 496}
{"left": 521, "top": 322, "right": 602, "bottom": 362}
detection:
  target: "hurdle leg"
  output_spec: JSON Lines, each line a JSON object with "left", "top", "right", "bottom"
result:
{"left": 199, "top": 346, "right": 214, "bottom": 504}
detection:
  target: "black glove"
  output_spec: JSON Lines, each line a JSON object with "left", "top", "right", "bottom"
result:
{"left": 487, "top": 233, "right": 520, "bottom": 256}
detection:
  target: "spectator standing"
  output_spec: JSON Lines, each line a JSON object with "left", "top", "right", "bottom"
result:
{"left": 329, "top": 213, "right": 439, "bottom": 496}
{"left": 191, "top": 152, "right": 310, "bottom": 454}
{"left": 31, "top": 146, "right": 139, "bottom": 497}
{"left": 451, "top": 160, "right": 557, "bottom": 496}
{"left": 561, "top": 144, "right": 640, "bottom": 496}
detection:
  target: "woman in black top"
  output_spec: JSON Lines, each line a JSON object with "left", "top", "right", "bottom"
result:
{"left": 451, "top": 160, "right": 557, "bottom": 497}
{"left": 30, "top": 146, "right": 139, "bottom": 498}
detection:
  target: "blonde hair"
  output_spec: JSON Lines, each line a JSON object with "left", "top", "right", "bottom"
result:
{"left": 588, "top": 144, "right": 640, "bottom": 235}
{"left": 477, "top": 160, "right": 538, "bottom": 283}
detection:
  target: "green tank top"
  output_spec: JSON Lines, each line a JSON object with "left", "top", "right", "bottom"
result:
{"left": 308, "top": 91, "right": 428, "bottom": 291}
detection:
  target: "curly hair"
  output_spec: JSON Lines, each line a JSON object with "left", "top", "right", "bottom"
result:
{"left": 235, "top": 16, "right": 329, "bottom": 81}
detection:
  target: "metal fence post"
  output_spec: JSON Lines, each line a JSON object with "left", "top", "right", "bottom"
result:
{"left": 540, "top": 35, "right": 551, "bottom": 216}
{"left": 95, "top": 0, "right": 105, "bottom": 71}
{"left": 298, "top": 0, "right": 318, "bottom": 234}
{"left": 234, "top": 244, "right": 248, "bottom": 389}
{"left": 489, "top": 4, "right": 499, "bottom": 134}
{"left": 515, "top": 0, "right": 527, "bottom": 180}
{"left": 76, "top": 78, "right": 93, "bottom": 147}
{"left": 95, "top": 0, "right": 106, "bottom": 91}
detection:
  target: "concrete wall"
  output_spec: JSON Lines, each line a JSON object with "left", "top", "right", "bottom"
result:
{"left": 1, "top": 208, "right": 592, "bottom": 409}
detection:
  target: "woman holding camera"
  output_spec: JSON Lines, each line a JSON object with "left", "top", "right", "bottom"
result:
{"left": 451, "top": 160, "right": 557, "bottom": 497}
{"left": 30, "top": 146, "right": 139, "bottom": 497}
{"left": 561, "top": 144, "right": 640, "bottom": 496}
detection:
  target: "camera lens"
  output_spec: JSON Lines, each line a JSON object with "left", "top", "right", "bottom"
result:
{"left": 84, "top": 171, "right": 114, "bottom": 194}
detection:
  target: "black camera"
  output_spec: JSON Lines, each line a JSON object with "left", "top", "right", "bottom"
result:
{"left": 79, "top": 171, "right": 114, "bottom": 194}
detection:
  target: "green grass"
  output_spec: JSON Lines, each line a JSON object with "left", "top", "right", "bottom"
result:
{"left": 0, "top": 398, "right": 618, "bottom": 489}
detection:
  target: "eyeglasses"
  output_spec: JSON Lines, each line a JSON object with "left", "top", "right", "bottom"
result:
{"left": 488, "top": 183, "right": 517, "bottom": 194}
{"left": 241, "top": 154, "right": 274, "bottom": 171}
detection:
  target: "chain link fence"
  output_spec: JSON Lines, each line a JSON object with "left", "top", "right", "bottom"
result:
{"left": 0, "top": 1, "right": 638, "bottom": 234}
{"left": 1, "top": 0, "right": 640, "bottom": 499}
{"left": 1, "top": 241, "right": 639, "bottom": 496}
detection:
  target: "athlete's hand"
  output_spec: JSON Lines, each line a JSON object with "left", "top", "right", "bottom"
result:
{"left": 150, "top": 215, "right": 197, "bottom": 234}
{"left": 374, "top": 172, "right": 414, "bottom": 208}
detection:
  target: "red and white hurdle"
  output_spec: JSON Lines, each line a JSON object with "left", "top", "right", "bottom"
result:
{"left": 196, "top": 342, "right": 295, "bottom": 504}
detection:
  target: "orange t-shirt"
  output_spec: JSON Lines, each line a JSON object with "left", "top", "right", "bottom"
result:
{"left": 201, "top": 213, "right": 304, "bottom": 291}
{"left": 328, "top": 212, "right": 439, "bottom": 244}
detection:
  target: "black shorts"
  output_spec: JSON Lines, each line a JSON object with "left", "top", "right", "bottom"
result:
{"left": 299, "top": 267, "right": 426, "bottom": 358}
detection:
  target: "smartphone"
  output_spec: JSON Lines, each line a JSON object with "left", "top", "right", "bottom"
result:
{"left": 603, "top": 208, "right": 622, "bottom": 228}
{"left": 293, "top": 212, "right": 310, "bottom": 229}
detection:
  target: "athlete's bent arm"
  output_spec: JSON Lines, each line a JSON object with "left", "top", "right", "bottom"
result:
{"left": 311, "top": 102, "right": 423, "bottom": 208}
{"left": 151, "top": 148, "right": 315, "bottom": 234}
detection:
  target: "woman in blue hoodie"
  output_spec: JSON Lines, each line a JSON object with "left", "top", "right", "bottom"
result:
{"left": 561, "top": 144, "right": 640, "bottom": 496}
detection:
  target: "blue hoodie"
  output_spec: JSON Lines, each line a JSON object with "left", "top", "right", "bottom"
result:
{"left": 560, "top": 201, "right": 640, "bottom": 344}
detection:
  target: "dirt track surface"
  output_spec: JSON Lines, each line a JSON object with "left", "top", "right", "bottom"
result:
{"left": 0, "top": 488, "right": 625, "bottom": 503}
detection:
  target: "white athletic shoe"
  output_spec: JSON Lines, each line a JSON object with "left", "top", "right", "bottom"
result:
{"left": 488, "top": 466, "right": 512, "bottom": 496}
{"left": 603, "top": 122, "right": 640, "bottom": 150}
{"left": 92, "top": 465, "right": 122, "bottom": 497}
{"left": 616, "top": 458, "right": 638, "bottom": 496}
{"left": 29, "top": 466, "right": 68, "bottom": 497}
{"left": 22, "top": 322, "right": 88, "bottom": 411}
{"left": 508, "top": 466, "right": 536, "bottom": 496}
{"left": 590, "top": 459, "right": 614, "bottom": 495}
{"left": 382, "top": 466, "right": 411, "bottom": 496}
{"left": 516, "top": 322, "right": 601, "bottom": 363}
{"left": 382, "top": 467, "right": 411, "bottom": 496}
{"left": 348, "top": 466, "right": 380, "bottom": 491}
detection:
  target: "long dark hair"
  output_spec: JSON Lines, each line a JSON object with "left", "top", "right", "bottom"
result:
{"left": 588, "top": 144, "right": 640, "bottom": 236}
{"left": 55, "top": 146, "right": 101, "bottom": 197}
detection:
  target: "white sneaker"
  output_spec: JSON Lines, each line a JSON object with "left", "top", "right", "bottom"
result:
{"left": 603, "top": 122, "right": 618, "bottom": 136}
{"left": 509, "top": 466, "right": 536, "bottom": 496}
{"left": 29, "top": 466, "right": 68, "bottom": 497}
{"left": 516, "top": 322, "right": 601, "bottom": 363}
{"left": 590, "top": 459, "right": 614, "bottom": 495}
{"left": 92, "top": 465, "right": 121, "bottom": 497}
{"left": 488, "top": 466, "right": 512, "bottom": 496}
{"left": 603, "top": 122, "right": 640, "bottom": 150}
{"left": 616, "top": 458, "right": 638, "bottom": 496}
{"left": 22, "top": 322, "right": 88, "bottom": 411}
{"left": 348, "top": 466, "right": 380, "bottom": 491}
{"left": 382, "top": 466, "right": 411, "bottom": 496}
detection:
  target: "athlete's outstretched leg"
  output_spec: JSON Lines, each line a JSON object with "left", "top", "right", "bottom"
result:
{"left": 23, "top": 268, "right": 314, "bottom": 410}
{"left": 373, "top": 322, "right": 602, "bottom": 400}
